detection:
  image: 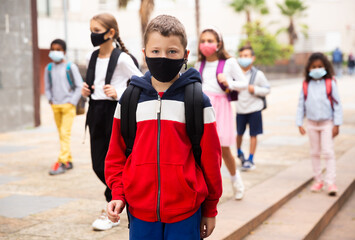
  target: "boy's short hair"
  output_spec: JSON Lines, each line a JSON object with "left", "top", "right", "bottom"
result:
{"left": 143, "top": 15, "right": 187, "bottom": 49}
{"left": 50, "top": 39, "right": 66, "bottom": 52}
{"left": 239, "top": 45, "right": 255, "bottom": 56}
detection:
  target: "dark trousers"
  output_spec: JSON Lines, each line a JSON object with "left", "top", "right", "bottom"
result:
{"left": 86, "top": 99, "right": 117, "bottom": 202}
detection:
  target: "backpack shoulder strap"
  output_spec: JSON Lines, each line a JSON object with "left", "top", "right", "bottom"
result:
{"left": 198, "top": 61, "right": 206, "bottom": 77}
{"left": 302, "top": 80, "right": 308, "bottom": 100}
{"left": 120, "top": 84, "right": 142, "bottom": 158}
{"left": 249, "top": 66, "right": 258, "bottom": 85}
{"left": 185, "top": 82, "right": 204, "bottom": 166}
{"left": 216, "top": 59, "right": 226, "bottom": 75}
{"left": 86, "top": 49, "right": 100, "bottom": 93}
{"left": 325, "top": 78, "right": 337, "bottom": 110}
{"left": 47, "top": 63, "right": 53, "bottom": 88}
{"left": 65, "top": 62, "right": 75, "bottom": 91}
{"left": 105, "top": 48, "right": 122, "bottom": 85}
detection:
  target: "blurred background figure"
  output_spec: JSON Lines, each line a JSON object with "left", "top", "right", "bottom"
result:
{"left": 332, "top": 47, "right": 343, "bottom": 78}
{"left": 347, "top": 53, "right": 355, "bottom": 76}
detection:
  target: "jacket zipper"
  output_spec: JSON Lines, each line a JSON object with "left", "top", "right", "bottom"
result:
{"left": 156, "top": 94, "right": 162, "bottom": 221}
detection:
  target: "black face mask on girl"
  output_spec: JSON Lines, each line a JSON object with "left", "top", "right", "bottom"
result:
{"left": 91, "top": 29, "right": 110, "bottom": 47}
{"left": 145, "top": 54, "right": 187, "bottom": 83}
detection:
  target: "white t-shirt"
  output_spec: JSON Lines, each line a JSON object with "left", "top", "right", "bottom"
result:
{"left": 195, "top": 58, "right": 247, "bottom": 94}
{"left": 86, "top": 51, "right": 142, "bottom": 100}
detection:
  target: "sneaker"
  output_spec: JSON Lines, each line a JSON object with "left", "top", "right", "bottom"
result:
{"left": 92, "top": 209, "right": 120, "bottom": 231}
{"left": 328, "top": 184, "right": 338, "bottom": 196}
{"left": 238, "top": 152, "right": 246, "bottom": 165}
{"left": 65, "top": 162, "right": 73, "bottom": 170}
{"left": 241, "top": 161, "right": 256, "bottom": 171}
{"left": 310, "top": 182, "right": 324, "bottom": 192}
{"left": 49, "top": 162, "right": 66, "bottom": 175}
{"left": 233, "top": 169, "right": 245, "bottom": 200}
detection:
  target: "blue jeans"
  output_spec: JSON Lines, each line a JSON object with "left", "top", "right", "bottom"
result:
{"left": 128, "top": 208, "right": 201, "bottom": 240}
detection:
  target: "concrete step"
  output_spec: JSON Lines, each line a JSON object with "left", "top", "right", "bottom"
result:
{"left": 210, "top": 158, "right": 314, "bottom": 239}
{"left": 318, "top": 190, "right": 355, "bottom": 240}
{"left": 242, "top": 147, "right": 355, "bottom": 240}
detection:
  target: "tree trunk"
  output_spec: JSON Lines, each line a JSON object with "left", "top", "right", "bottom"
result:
{"left": 288, "top": 17, "right": 297, "bottom": 45}
{"left": 139, "top": 0, "right": 154, "bottom": 43}
{"left": 246, "top": 10, "right": 251, "bottom": 23}
{"left": 195, "top": 0, "right": 200, "bottom": 42}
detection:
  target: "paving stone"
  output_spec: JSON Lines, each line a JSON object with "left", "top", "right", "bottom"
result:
{"left": 0, "top": 216, "right": 38, "bottom": 234}
{"left": 262, "top": 136, "right": 308, "bottom": 146}
{"left": 0, "top": 145, "right": 35, "bottom": 154}
{"left": 0, "top": 175, "right": 22, "bottom": 185}
{"left": 0, "top": 195, "right": 74, "bottom": 218}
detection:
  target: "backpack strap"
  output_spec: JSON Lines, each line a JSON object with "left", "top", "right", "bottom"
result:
{"left": 249, "top": 66, "right": 258, "bottom": 85}
{"left": 198, "top": 61, "right": 206, "bottom": 77}
{"left": 120, "top": 84, "right": 142, "bottom": 158}
{"left": 105, "top": 48, "right": 122, "bottom": 85}
{"left": 65, "top": 62, "right": 75, "bottom": 91}
{"left": 216, "top": 60, "right": 227, "bottom": 92}
{"left": 302, "top": 80, "right": 308, "bottom": 100}
{"left": 249, "top": 67, "right": 267, "bottom": 110}
{"left": 85, "top": 49, "right": 100, "bottom": 94}
{"left": 325, "top": 78, "right": 338, "bottom": 110}
{"left": 185, "top": 82, "right": 204, "bottom": 166}
{"left": 48, "top": 63, "right": 53, "bottom": 89}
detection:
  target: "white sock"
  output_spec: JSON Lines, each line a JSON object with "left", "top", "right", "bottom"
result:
{"left": 231, "top": 174, "right": 237, "bottom": 182}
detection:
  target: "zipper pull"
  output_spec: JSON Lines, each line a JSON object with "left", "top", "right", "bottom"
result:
{"left": 156, "top": 94, "right": 161, "bottom": 114}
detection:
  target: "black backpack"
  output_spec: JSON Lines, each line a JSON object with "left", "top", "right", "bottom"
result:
{"left": 249, "top": 66, "right": 267, "bottom": 110}
{"left": 120, "top": 81, "right": 204, "bottom": 166}
{"left": 85, "top": 48, "right": 139, "bottom": 94}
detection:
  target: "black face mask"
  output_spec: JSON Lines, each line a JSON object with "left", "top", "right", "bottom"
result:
{"left": 91, "top": 29, "right": 110, "bottom": 47}
{"left": 145, "top": 56, "right": 187, "bottom": 83}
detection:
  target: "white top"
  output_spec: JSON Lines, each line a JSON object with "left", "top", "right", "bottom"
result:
{"left": 235, "top": 69, "right": 270, "bottom": 114}
{"left": 195, "top": 58, "right": 247, "bottom": 94}
{"left": 86, "top": 51, "right": 142, "bottom": 100}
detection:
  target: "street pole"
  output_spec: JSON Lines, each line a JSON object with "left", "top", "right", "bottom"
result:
{"left": 63, "top": 0, "right": 68, "bottom": 45}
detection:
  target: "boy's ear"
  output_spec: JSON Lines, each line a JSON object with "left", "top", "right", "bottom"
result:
{"left": 142, "top": 48, "right": 145, "bottom": 55}
{"left": 252, "top": 56, "right": 256, "bottom": 62}
{"left": 185, "top": 50, "right": 190, "bottom": 60}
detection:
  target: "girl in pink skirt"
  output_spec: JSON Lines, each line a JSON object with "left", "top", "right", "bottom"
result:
{"left": 195, "top": 27, "right": 248, "bottom": 200}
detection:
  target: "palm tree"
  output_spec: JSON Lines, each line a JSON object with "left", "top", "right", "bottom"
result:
{"left": 230, "top": 0, "right": 268, "bottom": 23}
{"left": 118, "top": 0, "right": 154, "bottom": 42}
{"left": 277, "top": 0, "right": 307, "bottom": 45}
{"left": 195, "top": 0, "right": 200, "bottom": 41}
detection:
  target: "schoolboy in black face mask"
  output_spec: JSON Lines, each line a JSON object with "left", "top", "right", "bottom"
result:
{"left": 105, "top": 15, "right": 223, "bottom": 240}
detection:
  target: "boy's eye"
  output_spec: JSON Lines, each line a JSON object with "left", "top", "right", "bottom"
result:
{"left": 152, "top": 50, "right": 159, "bottom": 54}
{"left": 169, "top": 50, "right": 177, "bottom": 54}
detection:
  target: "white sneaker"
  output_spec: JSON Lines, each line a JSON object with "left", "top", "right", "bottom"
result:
{"left": 233, "top": 169, "right": 245, "bottom": 200}
{"left": 92, "top": 209, "right": 120, "bottom": 231}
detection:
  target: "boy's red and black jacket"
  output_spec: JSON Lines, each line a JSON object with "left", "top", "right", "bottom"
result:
{"left": 105, "top": 68, "right": 222, "bottom": 223}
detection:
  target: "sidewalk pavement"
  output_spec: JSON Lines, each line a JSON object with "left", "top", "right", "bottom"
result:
{"left": 0, "top": 76, "right": 354, "bottom": 240}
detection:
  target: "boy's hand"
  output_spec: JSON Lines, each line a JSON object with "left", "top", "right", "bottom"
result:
{"left": 299, "top": 126, "right": 306, "bottom": 135}
{"left": 107, "top": 200, "right": 125, "bottom": 223}
{"left": 248, "top": 85, "right": 255, "bottom": 94}
{"left": 103, "top": 84, "right": 117, "bottom": 99}
{"left": 82, "top": 82, "right": 94, "bottom": 97}
{"left": 217, "top": 73, "right": 229, "bottom": 87}
{"left": 200, "top": 216, "right": 216, "bottom": 238}
{"left": 332, "top": 125, "right": 339, "bottom": 138}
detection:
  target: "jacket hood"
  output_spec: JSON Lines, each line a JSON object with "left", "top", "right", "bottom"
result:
{"left": 130, "top": 68, "right": 202, "bottom": 96}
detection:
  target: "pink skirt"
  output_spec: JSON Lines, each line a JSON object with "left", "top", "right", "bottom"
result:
{"left": 205, "top": 91, "right": 236, "bottom": 147}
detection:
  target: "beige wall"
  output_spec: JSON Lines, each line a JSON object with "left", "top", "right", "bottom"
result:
{"left": 37, "top": 0, "right": 355, "bottom": 64}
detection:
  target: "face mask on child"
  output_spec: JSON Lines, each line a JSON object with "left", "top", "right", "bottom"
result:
{"left": 145, "top": 56, "right": 187, "bottom": 83}
{"left": 199, "top": 43, "right": 217, "bottom": 57}
{"left": 91, "top": 29, "right": 110, "bottom": 47}
{"left": 309, "top": 68, "right": 327, "bottom": 79}
{"left": 49, "top": 51, "right": 65, "bottom": 62}
{"left": 238, "top": 58, "right": 253, "bottom": 68}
